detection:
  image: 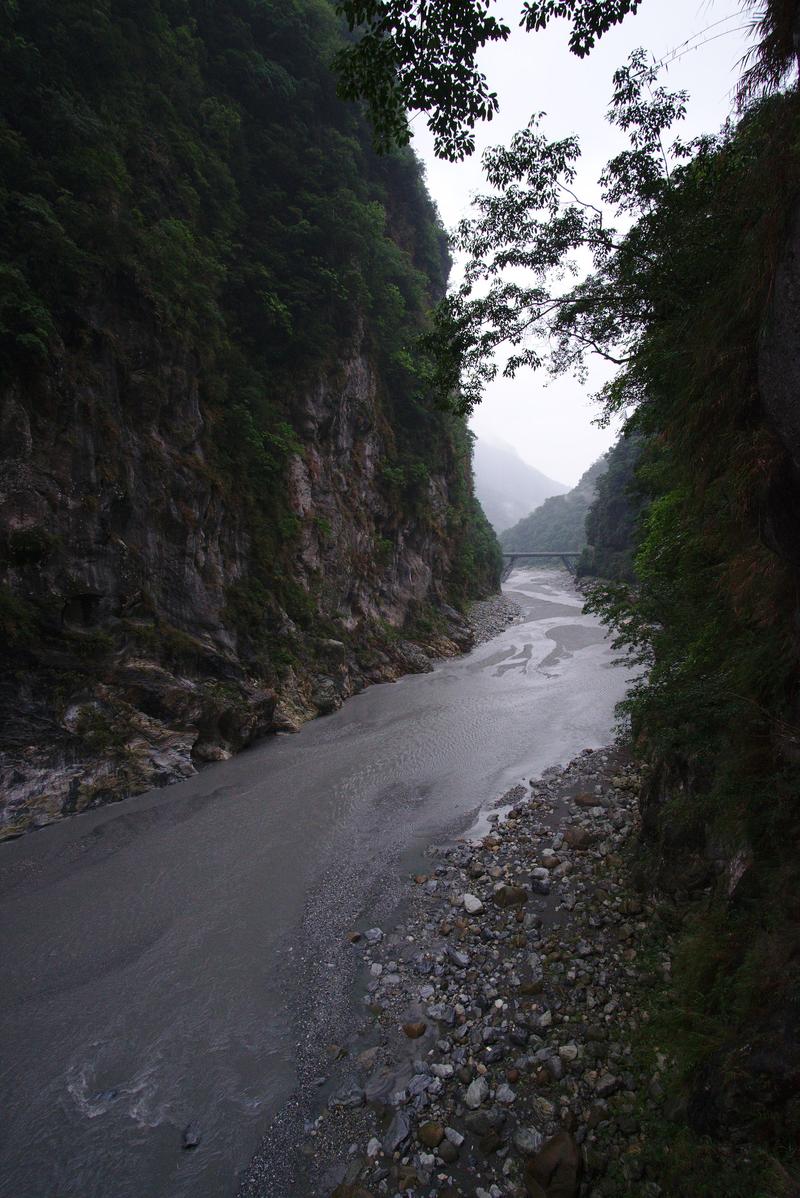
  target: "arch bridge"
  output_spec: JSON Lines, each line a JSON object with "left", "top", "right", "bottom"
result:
{"left": 502, "top": 550, "right": 581, "bottom": 578}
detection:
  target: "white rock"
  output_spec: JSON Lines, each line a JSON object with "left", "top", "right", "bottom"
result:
{"left": 463, "top": 893, "right": 484, "bottom": 915}
{"left": 366, "top": 1137, "right": 382, "bottom": 1158}
{"left": 513, "top": 1126, "right": 544, "bottom": 1155}
{"left": 465, "top": 1076, "right": 489, "bottom": 1109}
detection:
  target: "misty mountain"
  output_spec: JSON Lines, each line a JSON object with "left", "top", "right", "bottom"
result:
{"left": 472, "top": 439, "right": 568, "bottom": 532}
{"left": 499, "top": 456, "right": 609, "bottom": 552}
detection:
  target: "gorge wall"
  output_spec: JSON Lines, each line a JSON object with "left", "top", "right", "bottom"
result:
{"left": 0, "top": 0, "right": 500, "bottom": 837}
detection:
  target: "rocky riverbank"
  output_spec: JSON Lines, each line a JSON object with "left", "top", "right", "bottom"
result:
{"left": 251, "top": 744, "right": 678, "bottom": 1198}
{"left": 0, "top": 592, "right": 520, "bottom": 840}
{"left": 466, "top": 594, "right": 522, "bottom": 646}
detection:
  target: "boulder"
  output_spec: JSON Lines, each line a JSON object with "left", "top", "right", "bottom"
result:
{"left": 563, "top": 825, "right": 595, "bottom": 851}
{"left": 525, "top": 1131, "right": 582, "bottom": 1198}
{"left": 493, "top": 884, "right": 528, "bottom": 908}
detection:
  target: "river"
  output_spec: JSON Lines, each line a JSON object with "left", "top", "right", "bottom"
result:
{"left": 0, "top": 569, "right": 630, "bottom": 1198}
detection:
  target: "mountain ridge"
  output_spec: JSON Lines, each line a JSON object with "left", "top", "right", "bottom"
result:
{"left": 472, "top": 438, "right": 568, "bottom": 532}
{"left": 499, "top": 455, "right": 608, "bottom": 553}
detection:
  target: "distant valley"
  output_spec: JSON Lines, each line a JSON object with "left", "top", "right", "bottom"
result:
{"left": 471, "top": 439, "right": 567, "bottom": 532}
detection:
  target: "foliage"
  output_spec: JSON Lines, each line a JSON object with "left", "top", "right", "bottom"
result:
{"left": 0, "top": 585, "right": 36, "bottom": 647}
{"left": 0, "top": 0, "right": 498, "bottom": 681}
{"left": 447, "top": 495, "right": 503, "bottom": 603}
{"left": 739, "top": 0, "right": 800, "bottom": 103}
{"left": 350, "top": 8, "right": 800, "bottom": 1161}
{"left": 334, "top": 0, "right": 642, "bottom": 160}
{"left": 576, "top": 92, "right": 800, "bottom": 779}
{"left": 578, "top": 431, "right": 645, "bottom": 580}
{"left": 425, "top": 49, "right": 689, "bottom": 414}
{"left": 500, "top": 454, "right": 606, "bottom": 553}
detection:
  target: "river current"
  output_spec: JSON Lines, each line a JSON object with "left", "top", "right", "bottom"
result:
{"left": 0, "top": 569, "right": 630, "bottom": 1197}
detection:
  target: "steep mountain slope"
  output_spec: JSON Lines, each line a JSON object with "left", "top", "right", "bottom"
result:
{"left": 471, "top": 438, "right": 567, "bottom": 531}
{"left": 0, "top": 0, "right": 500, "bottom": 837}
{"left": 499, "top": 455, "right": 607, "bottom": 552}
{"left": 577, "top": 432, "right": 645, "bottom": 580}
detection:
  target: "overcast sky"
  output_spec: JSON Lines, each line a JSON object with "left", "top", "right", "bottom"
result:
{"left": 412, "top": 0, "right": 756, "bottom": 485}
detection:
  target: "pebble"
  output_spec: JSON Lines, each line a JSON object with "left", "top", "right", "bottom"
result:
{"left": 182, "top": 1122, "right": 201, "bottom": 1150}
{"left": 513, "top": 1125, "right": 544, "bottom": 1155}
{"left": 382, "top": 1111, "right": 410, "bottom": 1153}
{"left": 417, "top": 1121, "right": 445, "bottom": 1148}
{"left": 465, "top": 1076, "right": 490, "bottom": 1109}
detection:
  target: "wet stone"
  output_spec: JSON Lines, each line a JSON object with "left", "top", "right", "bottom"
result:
{"left": 383, "top": 1112, "right": 411, "bottom": 1154}
{"left": 493, "top": 884, "right": 528, "bottom": 908}
{"left": 182, "top": 1122, "right": 201, "bottom": 1149}
{"left": 513, "top": 1126, "right": 544, "bottom": 1156}
{"left": 417, "top": 1121, "right": 445, "bottom": 1149}
{"left": 438, "top": 1139, "right": 459, "bottom": 1164}
{"left": 465, "top": 1076, "right": 490, "bottom": 1109}
{"left": 426, "top": 1003, "right": 455, "bottom": 1025}
{"left": 329, "top": 1084, "right": 364, "bottom": 1109}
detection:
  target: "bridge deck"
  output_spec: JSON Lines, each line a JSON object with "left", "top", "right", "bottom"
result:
{"left": 502, "top": 550, "right": 581, "bottom": 576}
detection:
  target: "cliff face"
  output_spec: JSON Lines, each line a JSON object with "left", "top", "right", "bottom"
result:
{"left": 0, "top": 323, "right": 481, "bottom": 836}
{"left": 0, "top": 0, "right": 500, "bottom": 837}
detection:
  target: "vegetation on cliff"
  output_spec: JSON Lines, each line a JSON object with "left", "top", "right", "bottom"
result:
{"left": 0, "top": 0, "right": 498, "bottom": 617}
{"left": 493, "top": 75, "right": 800, "bottom": 1198}
{"left": 500, "top": 455, "right": 606, "bottom": 555}
{"left": 0, "top": 0, "right": 501, "bottom": 834}
{"left": 338, "top": 2, "right": 800, "bottom": 1188}
{"left": 576, "top": 433, "right": 645, "bottom": 582}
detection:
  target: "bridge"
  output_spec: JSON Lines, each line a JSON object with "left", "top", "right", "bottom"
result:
{"left": 502, "top": 550, "right": 581, "bottom": 577}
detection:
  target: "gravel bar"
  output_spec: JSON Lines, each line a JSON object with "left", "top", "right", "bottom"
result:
{"left": 255, "top": 744, "right": 672, "bottom": 1198}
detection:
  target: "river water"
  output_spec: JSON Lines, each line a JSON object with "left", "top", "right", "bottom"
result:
{"left": 0, "top": 569, "right": 630, "bottom": 1198}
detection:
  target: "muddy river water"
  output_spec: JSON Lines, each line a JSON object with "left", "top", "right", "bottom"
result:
{"left": 0, "top": 570, "right": 631, "bottom": 1198}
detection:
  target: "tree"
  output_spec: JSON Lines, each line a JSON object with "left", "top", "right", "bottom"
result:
{"left": 739, "top": 0, "right": 800, "bottom": 101}
{"left": 334, "top": 0, "right": 643, "bottom": 160}
{"left": 420, "top": 49, "right": 688, "bottom": 416}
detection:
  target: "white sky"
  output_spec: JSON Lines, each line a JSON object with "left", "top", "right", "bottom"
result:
{"left": 412, "top": 0, "right": 756, "bottom": 485}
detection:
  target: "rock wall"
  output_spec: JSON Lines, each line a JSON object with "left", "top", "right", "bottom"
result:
{"left": 0, "top": 0, "right": 501, "bottom": 838}
{"left": 0, "top": 320, "right": 485, "bottom": 839}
